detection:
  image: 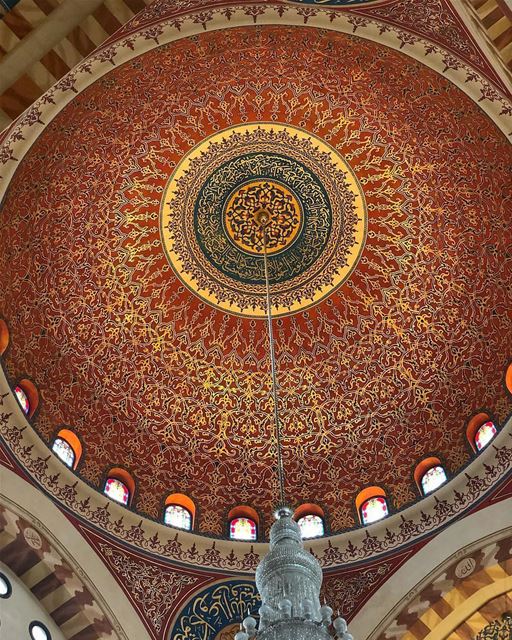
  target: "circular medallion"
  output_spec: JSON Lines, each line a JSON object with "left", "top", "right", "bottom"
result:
{"left": 455, "top": 557, "right": 477, "bottom": 579}
{"left": 23, "top": 527, "right": 42, "bottom": 550}
{"left": 161, "top": 123, "right": 366, "bottom": 317}
{"left": 224, "top": 179, "right": 302, "bottom": 256}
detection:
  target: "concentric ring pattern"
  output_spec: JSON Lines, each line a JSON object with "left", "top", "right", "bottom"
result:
{"left": 161, "top": 123, "right": 366, "bottom": 316}
{"left": 1, "top": 26, "right": 511, "bottom": 535}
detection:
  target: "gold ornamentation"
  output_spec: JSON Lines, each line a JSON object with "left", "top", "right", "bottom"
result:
{"left": 161, "top": 123, "right": 367, "bottom": 317}
{"left": 224, "top": 180, "right": 302, "bottom": 256}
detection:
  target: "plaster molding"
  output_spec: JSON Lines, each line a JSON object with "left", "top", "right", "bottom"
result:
{"left": 1, "top": 3, "right": 511, "bottom": 191}
{"left": 1, "top": 367, "right": 511, "bottom": 571}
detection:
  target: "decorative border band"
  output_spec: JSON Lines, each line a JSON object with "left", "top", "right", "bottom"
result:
{"left": 1, "top": 369, "right": 511, "bottom": 572}
{"left": 1, "top": 4, "right": 511, "bottom": 194}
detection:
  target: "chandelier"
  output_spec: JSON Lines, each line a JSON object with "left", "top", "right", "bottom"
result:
{"left": 234, "top": 209, "right": 354, "bottom": 640}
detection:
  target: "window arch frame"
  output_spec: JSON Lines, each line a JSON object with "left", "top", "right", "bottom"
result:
{"left": 0, "top": 318, "right": 9, "bottom": 356}
{"left": 13, "top": 379, "right": 39, "bottom": 419}
{"left": 355, "top": 486, "right": 389, "bottom": 526}
{"left": 51, "top": 428, "right": 83, "bottom": 470}
{"left": 506, "top": 361, "right": 512, "bottom": 396}
{"left": 414, "top": 457, "right": 448, "bottom": 496}
{"left": 466, "top": 412, "right": 499, "bottom": 453}
{"left": 103, "top": 467, "right": 135, "bottom": 507}
{"left": 163, "top": 493, "right": 196, "bottom": 531}
{"left": 227, "top": 505, "right": 259, "bottom": 542}
{"left": 293, "top": 503, "right": 326, "bottom": 539}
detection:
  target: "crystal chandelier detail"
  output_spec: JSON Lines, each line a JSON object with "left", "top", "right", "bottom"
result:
{"left": 234, "top": 211, "right": 354, "bottom": 640}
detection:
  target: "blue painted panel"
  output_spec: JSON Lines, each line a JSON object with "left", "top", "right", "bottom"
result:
{"left": 170, "top": 580, "right": 260, "bottom": 640}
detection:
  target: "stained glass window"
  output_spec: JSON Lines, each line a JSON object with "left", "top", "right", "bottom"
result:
{"left": 104, "top": 478, "right": 130, "bottom": 505}
{"left": 229, "top": 517, "right": 257, "bottom": 541}
{"left": 420, "top": 465, "right": 447, "bottom": 495}
{"left": 475, "top": 421, "right": 497, "bottom": 451}
{"left": 52, "top": 437, "right": 75, "bottom": 468}
{"left": 164, "top": 504, "right": 192, "bottom": 530}
{"left": 361, "top": 496, "right": 388, "bottom": 525}
{"left": 14, "top": 385, "right": 30, "bottom": 415}
{"left": 297, "top": 514, "right": 324, "bottom": 539}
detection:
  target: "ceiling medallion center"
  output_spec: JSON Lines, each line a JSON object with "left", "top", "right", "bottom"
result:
{"left": 224, "top": 180, "right": 303, "bottom": 256}
{"left": 161, "top": 123, "right": 367, "bottom": 317}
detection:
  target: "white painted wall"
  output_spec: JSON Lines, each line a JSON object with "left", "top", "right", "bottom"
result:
{"left": 0, "top": 562, "right": 66, "bottom": 640}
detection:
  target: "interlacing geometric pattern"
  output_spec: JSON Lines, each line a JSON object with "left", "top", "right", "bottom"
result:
{"left": 1, "top": 23, "right": 511, "bottom": 536}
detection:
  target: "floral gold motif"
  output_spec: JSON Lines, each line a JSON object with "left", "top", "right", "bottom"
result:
{"left": 224, "top": 180, "right": 302, "bottom": 256}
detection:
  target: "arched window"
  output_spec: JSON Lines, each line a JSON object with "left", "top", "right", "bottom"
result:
{"left": 356, "top": 487, "right": 389, "bottom": 525}
{"left": 414, "top": 457, "right": 447, "bottom": 496}
{"left": 163, "top": 493, "right": 195, "bottom": 531}
{"left": 13, "top": 379, "right": 39, "bottom": 418}
{"left": 466, "top": 412, "right": 498, "bottom": 453}
{"left": 164, "top": 505, "right": 192, "bottom": 530}
{"left": 51, "top": 428, "right": 82, "bottom": 469}
{"left": 103, "top": 468, "right": 134, "bottom": 506}
{"left": 52, "top": 438, "right": 75, "bottom": 468}
{"left": 230, "top": 517, "right": 257, "bottom": 541}
{"left": 14, "top": 385, "right": 30, "bottom": 415}
{"left": 420, "top": 465, "right": 447, "bottom": 495}
{"left": 297, "top": 514, "right": 324, "bottom": 539}
{"left": 475, "top": 421, "right": 497, "bottom": 451}
{"left": 0, "top": 318, "right": 9, "bottom": 356}
{"left": 228, "top": 505, "right": 259, "bottom": 541}
{"left": 361, "top": 497, "right": 388, "bottom": 525}
{"left": 294, "top": 503, "right": 326, "bottom": 539}
{"left": 104, "top": 478, "right": 130, "bottom": 505}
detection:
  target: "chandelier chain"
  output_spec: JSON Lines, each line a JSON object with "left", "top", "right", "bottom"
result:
{"left": 262, "top": 225, "right": 286, "bottom": 507}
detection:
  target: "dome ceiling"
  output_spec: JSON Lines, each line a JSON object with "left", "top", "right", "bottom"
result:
{"left": 1, "top": 25, "right": 511, "bottom": 535}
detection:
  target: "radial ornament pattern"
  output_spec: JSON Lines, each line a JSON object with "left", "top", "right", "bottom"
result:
{"left": 161, "top": 123, "right": 366, "bottom": 316}
{"left": 1, "top": 26, "right": 511, "bottom": 535}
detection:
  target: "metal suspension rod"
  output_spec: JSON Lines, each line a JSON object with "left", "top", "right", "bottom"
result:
{"left": 261, "top": 223, "right": 286, "bottom": 507}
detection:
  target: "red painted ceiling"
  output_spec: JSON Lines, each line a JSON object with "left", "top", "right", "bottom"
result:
{"left": 1, "top": 25, "right": 511, "bottom": 535}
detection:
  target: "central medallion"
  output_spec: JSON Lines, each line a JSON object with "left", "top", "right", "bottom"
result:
{"left": 224, "top": 180, "right": 303, "bottom": 256}
{"left": 161, "top": 123, "right": 367, "bottom": 317}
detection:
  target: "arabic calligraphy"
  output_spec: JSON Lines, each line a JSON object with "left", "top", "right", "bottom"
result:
{"left": 171, "top": 581, "right": 260, "bottom": 640}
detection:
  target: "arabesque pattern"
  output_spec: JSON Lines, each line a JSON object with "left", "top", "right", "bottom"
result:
{"left": 1, "top": 26, "right": 511, "bottom": 535}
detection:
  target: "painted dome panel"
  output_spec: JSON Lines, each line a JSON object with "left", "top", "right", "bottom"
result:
{"left": 1, "top": 25, "right": 511, "bottom": 535}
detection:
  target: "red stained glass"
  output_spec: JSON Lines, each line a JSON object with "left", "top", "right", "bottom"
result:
{"left": 52, "top": 437, "right": 75, "bottom": 468}
{"left": 14, "top": 385, "right": 30, "bottom": 415}
{"left": 420, "top": 465, "right": 447, "bottom": 495}
{"left": 475, "top": 421, "right": 497, "bottom": 451}
{"left": 104, "top": 478, "right": 130, "bottom": 505}
{"left": 361, "top": 496, "right": 388, "bottom": 525}
{"left": 229, "top": 517, "right": 257, "bottom": 541}
{"left": 164, "top": 504, "right": 192, "bottom": 530}
{"left": 297, "top": 514, "right": 324, "bottom": 539}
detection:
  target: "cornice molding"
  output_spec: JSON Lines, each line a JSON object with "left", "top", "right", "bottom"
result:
{"left": 2, "top": 367, "right": 511, "bottom": 572}
{"left": 1, "top": 3, "right": 511, "bottom": 190}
